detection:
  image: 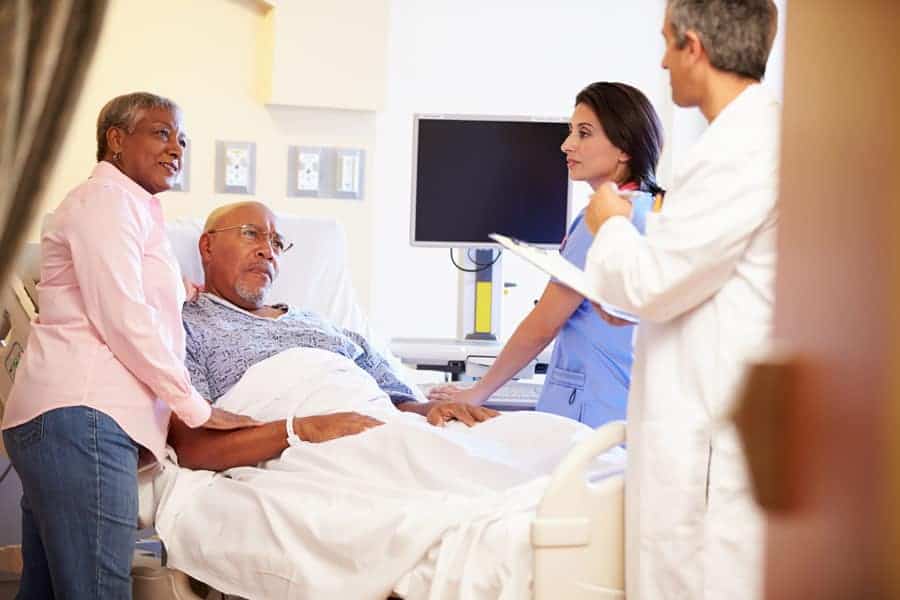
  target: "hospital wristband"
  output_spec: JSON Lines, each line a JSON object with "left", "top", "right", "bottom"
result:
{"left": 286, "top": 417, "right": 303, "bottom": 446}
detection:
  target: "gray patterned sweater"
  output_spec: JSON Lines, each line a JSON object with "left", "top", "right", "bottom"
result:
{"left": 182, "top": 294, "right": 416, "bottom": 404}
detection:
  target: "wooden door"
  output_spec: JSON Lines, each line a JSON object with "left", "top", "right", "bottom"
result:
{"left": 757, "top": 1, "right": 899, "bottom": 597}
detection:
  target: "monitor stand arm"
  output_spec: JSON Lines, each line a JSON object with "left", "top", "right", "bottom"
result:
{"left": 456, "top": 248, "right": 503, "bottom": 341}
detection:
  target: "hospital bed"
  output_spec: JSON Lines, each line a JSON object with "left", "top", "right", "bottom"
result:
{"left": 0, "top": 214, "right": 625, "bottom": 600}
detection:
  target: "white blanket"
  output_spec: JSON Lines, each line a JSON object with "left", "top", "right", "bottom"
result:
{"left": 152, "top": 348, "right": 624, "bottom": 600}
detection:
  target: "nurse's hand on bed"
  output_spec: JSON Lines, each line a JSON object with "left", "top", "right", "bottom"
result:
{"left": 425, "top": 384, "right": 488, "bottom": 406}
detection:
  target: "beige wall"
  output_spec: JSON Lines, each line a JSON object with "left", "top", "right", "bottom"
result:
{"left": 265, "top": 0, "right": 388, "bottom": 110}
{"left": 35, "top": 0, "right": 376, "bottom": 309}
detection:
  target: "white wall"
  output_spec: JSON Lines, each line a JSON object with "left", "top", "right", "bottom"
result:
{"left": 368, "top": 0, "right": 788, "bottom": 341}
{"left": 369, "top": 0, "right": 669, "bottom": 339}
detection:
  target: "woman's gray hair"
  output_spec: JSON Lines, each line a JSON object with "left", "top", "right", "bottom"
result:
{"left": 667, "top": 0, "right": 777, "bottom": 81}
{"left": 95, "top": 92, "right": 180, "bottom": 161}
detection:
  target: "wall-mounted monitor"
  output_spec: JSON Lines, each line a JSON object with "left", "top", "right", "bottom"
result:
{"left": 410, "top": 114, "right": 571, "bottom": 248}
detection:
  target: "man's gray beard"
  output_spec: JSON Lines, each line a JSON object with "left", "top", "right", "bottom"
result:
{"left": 235, "top": 280, "right": 268, "bottom": 306}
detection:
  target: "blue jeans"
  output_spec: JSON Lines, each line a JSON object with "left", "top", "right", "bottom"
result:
{"left": 2, "top": 406, "right": 139, "bottom": 599}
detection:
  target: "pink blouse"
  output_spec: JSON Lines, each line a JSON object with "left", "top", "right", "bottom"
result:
{"left": 1, "top": 161, "right": 211, "bottom": 462}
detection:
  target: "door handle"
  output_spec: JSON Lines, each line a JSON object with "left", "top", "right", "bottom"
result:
{"left": 731, "top": 345, "right": 803, "bottom": 513}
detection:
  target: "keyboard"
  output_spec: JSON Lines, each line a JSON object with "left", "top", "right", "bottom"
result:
{"left": 418, "top": 380, "right": 543, "bottom": 410}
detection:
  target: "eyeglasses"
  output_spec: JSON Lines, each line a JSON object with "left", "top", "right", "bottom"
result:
{"left": 206, "top": 224, "right": 294, "bottom": 255}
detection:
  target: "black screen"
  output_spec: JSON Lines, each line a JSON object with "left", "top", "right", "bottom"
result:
{"left": 412, "top": 118, "right": 570, "bottom": 246}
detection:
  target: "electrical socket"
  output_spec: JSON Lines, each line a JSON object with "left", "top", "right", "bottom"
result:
{"left": 216, "top": 141, "right": 256, "bottom": 194}
{"left": 297, "top": 152, "right": 321, "bottom": 191}
{"left": 226, "top": 147, "right": 250, "bottom": 187}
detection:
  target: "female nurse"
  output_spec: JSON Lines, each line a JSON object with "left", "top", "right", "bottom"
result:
{"left": 0, "top": 92, "right": 255, "bottom": 598}
{"left": 428, "top": 82, "right": 664, "bottom": 427}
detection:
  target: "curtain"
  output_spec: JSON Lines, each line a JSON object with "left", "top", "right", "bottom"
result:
{"left": 0, "top": 0, "right": 108, "bottom": 285}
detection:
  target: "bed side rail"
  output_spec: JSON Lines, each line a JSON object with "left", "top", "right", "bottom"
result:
{"left": 1, "top": 273, "right": 38, "bottom": 457}
{"left": 531, "top": 420, "right": 626, "bottom": 599}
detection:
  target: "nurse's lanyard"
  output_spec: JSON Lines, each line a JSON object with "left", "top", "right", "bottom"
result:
{"left": 620, "top": 180, "right": 665, "bottom": 213}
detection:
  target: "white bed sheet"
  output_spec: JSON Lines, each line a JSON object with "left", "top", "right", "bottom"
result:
{"left": 151, "top": 348, "right": 624, "bottom": 600}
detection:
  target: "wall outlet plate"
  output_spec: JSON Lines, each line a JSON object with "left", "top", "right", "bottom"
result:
{"left": 215, "top": 141, "right": 256, "bottom": 194}
{"left": 287, "top": 146, "right": 328, "bottom": 197}
{"left": 286, "top": 146, "right": 364, "bottom": 200}
{"left": 169, "top": 138, "right": 190, "bottom": 192}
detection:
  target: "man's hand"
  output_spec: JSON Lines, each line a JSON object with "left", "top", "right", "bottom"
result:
{"left": 293, "top": 412, "right": 384, "bottom": 443}
{"left": 426, "top": 383, "right": 487, "bottom": 406}
{"left": 201, "top": 406, "right": 262, "bottom": 430}
{"left": 585, "top": 182, "right": 633, "bottom": 234}
{"left": 426, "top": 401, "right": 498, "bottom": 427}
{"left": 591, "top": 303, "right": 633, "bottom": 327}
{"left": 398, "top": 400, "right": 499, "bottom": 427}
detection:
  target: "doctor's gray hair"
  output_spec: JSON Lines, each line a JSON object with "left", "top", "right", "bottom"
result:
{"left": 667, "top": 0, "right": 778, "bottom": 81}
{"left": 96, "top": 92, "right": 181, "bottom": 161}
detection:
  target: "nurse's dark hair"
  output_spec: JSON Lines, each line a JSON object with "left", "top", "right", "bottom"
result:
{"left": 575, "top": 82, "right": 665, "bottom": 196}
{"left": 95, "top": 92, "right": 180, "bottom": 161}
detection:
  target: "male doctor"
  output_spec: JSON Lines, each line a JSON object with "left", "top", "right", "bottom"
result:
{"left": 583, "top": 1, "right": 780, "bottom": 598}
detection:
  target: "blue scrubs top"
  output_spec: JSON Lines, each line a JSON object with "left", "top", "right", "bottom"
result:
{"left": 535, "top": 196, "right": 652, "bottom": 427}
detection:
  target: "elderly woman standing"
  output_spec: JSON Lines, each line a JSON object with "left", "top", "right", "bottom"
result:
{"left": 1, "top": 92, "right": 255, "bottom": 598}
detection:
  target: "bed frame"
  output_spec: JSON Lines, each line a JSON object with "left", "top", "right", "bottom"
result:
{"left": 0, "top": 217, "right": 626, "bottom": 599}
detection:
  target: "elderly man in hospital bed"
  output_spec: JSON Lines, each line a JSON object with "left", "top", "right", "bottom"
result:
{"left": 169, "top": 202, "right": 498, "bottom": 471}
{"left": 146, "top": 201, "right": 624, "bottom": 600}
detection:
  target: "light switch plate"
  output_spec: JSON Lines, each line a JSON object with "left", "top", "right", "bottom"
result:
{"left": 333, "top": 148, "right": 365, "bottom": 200}
{"left": 215, "top": 141, "right": 256, "bottom": 194}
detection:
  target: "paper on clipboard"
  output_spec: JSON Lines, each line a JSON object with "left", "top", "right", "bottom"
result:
{"left": 490, "top": 233, "right": 638, "bottom": 323}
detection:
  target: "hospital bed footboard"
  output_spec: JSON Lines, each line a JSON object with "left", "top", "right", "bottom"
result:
{"left": 531, "top": 420, "right": 626, "bottom": 600}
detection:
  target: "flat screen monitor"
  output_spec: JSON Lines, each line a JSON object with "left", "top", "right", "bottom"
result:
{"left": 410, "top": 115, "right": 571, "bottom": 248}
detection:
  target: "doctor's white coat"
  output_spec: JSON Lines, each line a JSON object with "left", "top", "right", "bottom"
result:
{"left": 585, "top": 84, "right": 780, "bottom": 599}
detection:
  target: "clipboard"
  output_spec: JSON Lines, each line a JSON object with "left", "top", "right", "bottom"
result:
{"left": 490, "top": 232, "right": 638, "bottom": 323}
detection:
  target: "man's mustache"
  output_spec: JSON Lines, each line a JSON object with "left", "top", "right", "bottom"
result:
{"left": 245, "top": 262, "right": 275, "bottom": 280}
